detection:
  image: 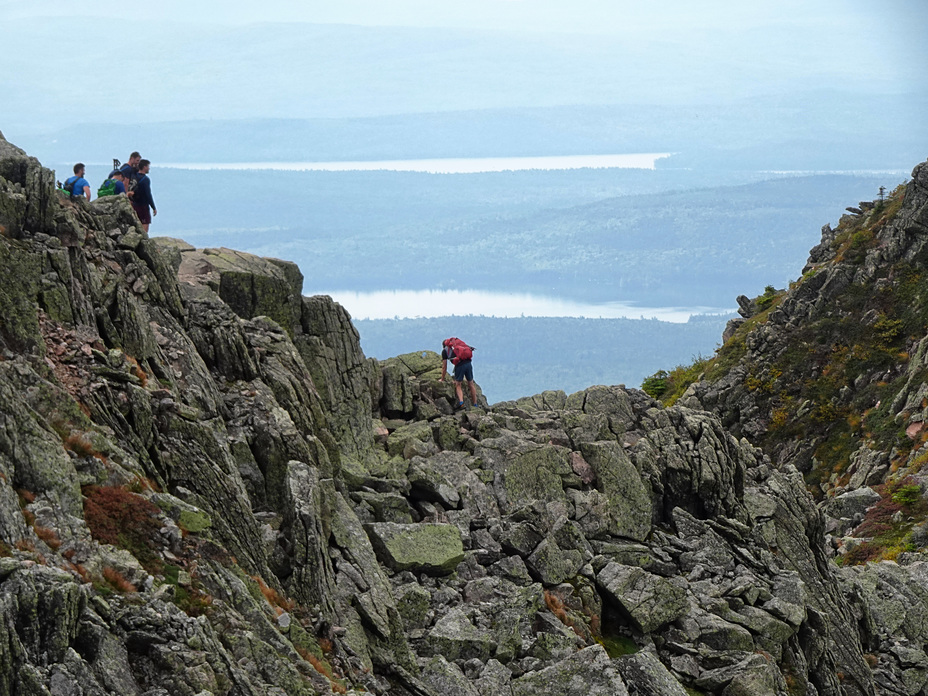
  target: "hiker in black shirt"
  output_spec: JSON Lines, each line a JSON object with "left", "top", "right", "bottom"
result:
{"left": 119, "top": 151, "right": 141, "bottom": 195}
{"left": 131, "top": 159, "right": 157, "bottom": 232}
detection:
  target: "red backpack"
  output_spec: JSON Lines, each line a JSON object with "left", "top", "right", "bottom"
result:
{"left": 443, "top": 337, "right": 474, "bottom": 365}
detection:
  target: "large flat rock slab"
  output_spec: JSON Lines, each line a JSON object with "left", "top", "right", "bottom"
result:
{"left": 365, "top": 522, "right": 465, "bottom": 575}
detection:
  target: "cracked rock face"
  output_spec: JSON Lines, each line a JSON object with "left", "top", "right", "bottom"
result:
{"left": 1, "top": 133, "right": 926, "bottom": 696}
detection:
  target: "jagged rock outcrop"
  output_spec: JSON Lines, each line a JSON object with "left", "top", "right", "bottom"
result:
{"left": 681, "top": 161, "right": 928, "bottom": 487}
{"left": 677, "top": 158, "right": 928, "bottom": 694}
{"left": 1, "top": 133, "right": 925, "bottom": 695}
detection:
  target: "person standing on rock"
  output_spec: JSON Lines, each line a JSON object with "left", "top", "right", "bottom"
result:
{"left": 109, "top": 169, "right": 128, "bottom": 195}
{"left": 64, "top": 163, "right": 91, "bottom": 201}
{"left": 119, "top": 151, "right": 141, "bottom": 196}
{"left": 131, "top": 159, "right": 157, "bottom": 232}
{"left": 439, "top": 337, "right": 478, "bottom": 409}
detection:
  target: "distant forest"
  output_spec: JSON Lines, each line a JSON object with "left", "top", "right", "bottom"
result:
{"left": 353, "top": 314, "right": 731, "bottom": 403}
{"left": 127, "top": 162, "right": 904, "bottom": 404}
{"left": 154, "top": 168, "right": 898, "bottom": 307}
{"left": 29, "top": 97, "right": 928, "bottom": 172}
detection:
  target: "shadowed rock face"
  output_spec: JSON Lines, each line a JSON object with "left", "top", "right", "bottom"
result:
{"left": 0, "top": 132, "right": 924, "bottom": 695}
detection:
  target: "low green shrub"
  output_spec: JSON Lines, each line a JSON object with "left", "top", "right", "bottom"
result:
{"left": 641, "top": 355, "right": 712, "bottom": 406}
{"left": 755, "top": 285, "right": 779, "bottom": 311}
{"left": 892, "top": 484, "right": 922, "bottom": 507}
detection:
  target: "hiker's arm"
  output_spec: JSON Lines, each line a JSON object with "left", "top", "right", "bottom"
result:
{"left": 141, "top": 179, "right": 156, "bottom": 214}
{"left": 82, "top": 185, "right": 91, "bottom": 202}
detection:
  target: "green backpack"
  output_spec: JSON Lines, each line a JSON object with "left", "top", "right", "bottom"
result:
{"left": 58, "top": 177, "right": 76, "bottom": 197}
{"left": 97, "top": 178, "right": 118, "bottom": 197}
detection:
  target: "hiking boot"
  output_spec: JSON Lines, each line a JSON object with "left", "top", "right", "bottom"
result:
{"left": 455, "top": 401, "right": 465, "bottom": 411}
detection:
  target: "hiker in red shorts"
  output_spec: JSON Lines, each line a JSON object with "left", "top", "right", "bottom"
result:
{"left": 131, "top": 159, "right": 157, "bottom": 232}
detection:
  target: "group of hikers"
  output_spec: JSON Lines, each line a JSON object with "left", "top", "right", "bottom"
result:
{"left": 61, "top": 158, "right": 478, "bottom": 404}
{"left": 62, "top": 152, "right": 157, "bottom": 232}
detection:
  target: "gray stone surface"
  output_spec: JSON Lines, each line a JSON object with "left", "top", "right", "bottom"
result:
{"left": 1, "top": 137, "right": 926, "bottom": 696}
{"left": 597, "top": 562, "right": 688, "bottom": 633}
{"left": 510, "top": 646, "right": 629, "bottom": 696}
{"left": 366, "top": 522, "right": 465, "bottom": 575}
{"left": 614, "top": 650, "right": 688, "bottom": 696}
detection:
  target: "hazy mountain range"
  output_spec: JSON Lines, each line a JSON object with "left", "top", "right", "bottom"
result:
{"left": 4, "top": 14, "right": 926, "bottom": 171}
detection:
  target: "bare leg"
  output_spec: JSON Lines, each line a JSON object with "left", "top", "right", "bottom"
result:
{"left": 468, "top": 380, "right": 478, "bottom": 405}
{"left": 454, "top": 381, "right": 464, "bottom": 404}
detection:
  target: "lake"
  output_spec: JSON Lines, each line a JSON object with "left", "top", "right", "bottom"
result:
{"left": 310, "top": 289, "right": 732, "bottom": 322}
{"left": 162, "top": 153, "right": 672, "bottom": 174}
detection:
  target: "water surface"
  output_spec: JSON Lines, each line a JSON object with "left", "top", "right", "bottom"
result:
{"left": 162, "top": 153, "right": 672, "bottom": 174}
{"left": 311, "top": 289, "right": 731, "bottom": 322}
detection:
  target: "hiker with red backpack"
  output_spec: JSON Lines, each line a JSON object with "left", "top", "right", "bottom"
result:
{"left": 440, "top": 337, "right": 478, "bottom": 409}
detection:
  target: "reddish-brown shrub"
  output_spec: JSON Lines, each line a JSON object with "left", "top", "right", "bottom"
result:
{"left": 126, "top": 356, "right": 149, "bottom": 387}
{"left": 15, "top": 539, "right": 35, "bottom": 553}
{"left": 102, "top": 566, "right": 137, "bottom": 593}
{"left": 544, "top": 589, "right": 568, "bottom": 623}
{"left": 304, "top": 652, "right": 333, "bottom": 678}
{"left": 34, "top": 525, "right": 62, "bottom": 550}
{"left": 63, "top": 433, "right": 96, "bottom": 457}
{"left": 855, "top": 495, "right": 904, "bottom": 538}
{"left": 69, "top": 563, "right": 92, "bottom": 583}
{"left": 842, "top": 541, "right": 883, "bottom": 565}
{"left": 83, "top": 486, "right": 163, "bottom": 572}
{"left": 253, "top": 575, "right": 295, "bottom": 612}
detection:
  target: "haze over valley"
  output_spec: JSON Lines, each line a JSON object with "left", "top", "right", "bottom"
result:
{"left": 7, "top": 5, "right": 928, "bottom": 693}
{"left": 2, "top": 0, "right": 925, "bottom": 401}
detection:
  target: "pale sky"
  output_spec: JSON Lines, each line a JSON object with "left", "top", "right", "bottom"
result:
{"left": 1, "top": 0, "right": 925, "bottom": 138}
{"left": 1, "top": 0, "right": 923, "bottom": 35}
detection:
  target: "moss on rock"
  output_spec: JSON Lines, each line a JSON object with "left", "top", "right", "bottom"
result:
{"left": 365, "top": 522, "right": 464, "bottom": 575}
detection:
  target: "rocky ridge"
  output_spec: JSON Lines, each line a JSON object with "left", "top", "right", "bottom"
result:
{"left": 678, "top": 162, "right": 928, "bottom": 562}
{"left": 0, "top": 132, "right": 926, "bottom": 695}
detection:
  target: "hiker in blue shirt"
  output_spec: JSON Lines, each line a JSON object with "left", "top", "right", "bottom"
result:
{"left": 96, "top": 169, "right": 127, "bottom": 199}
{"left": 64, "top": 163, "right": 91, "bottom": 201}
{"left": 109, "top": 170, "right": 127, "bottom": 195}
{"left": 130, "top": 159, "right": 157, "bottom": 232}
